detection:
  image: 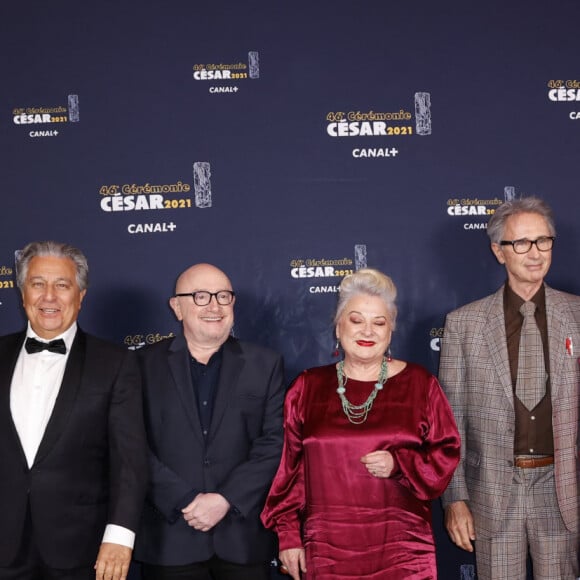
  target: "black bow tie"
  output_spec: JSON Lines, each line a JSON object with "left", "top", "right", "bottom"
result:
{"left": 25, "top": 337, "right": 67, "bottom": 355}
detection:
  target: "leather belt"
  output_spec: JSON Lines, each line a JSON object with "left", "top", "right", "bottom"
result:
{"left": 514, "top": 456, "right": 554, "bottom": 469}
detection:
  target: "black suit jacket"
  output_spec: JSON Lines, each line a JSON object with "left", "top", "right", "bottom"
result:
{"left": 0, "top": 329, "right": 148, "bottom": 568}
{"left": 134, "top": 335, "right": 285, "bottom": 566}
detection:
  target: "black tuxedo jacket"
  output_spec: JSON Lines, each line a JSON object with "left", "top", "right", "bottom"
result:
{"left": 134, "top": 335, "right": 285, "bottom": 566}
{"left": 0, "top": 329, "right": 148, "bottom": 568}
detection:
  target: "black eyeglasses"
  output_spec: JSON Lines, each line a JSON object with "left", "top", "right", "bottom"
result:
{"left": 174, "top": 290, "right": 235, "bottom": 306}
{"left": 499, "top": 236, "right": 555, "bottom": 254}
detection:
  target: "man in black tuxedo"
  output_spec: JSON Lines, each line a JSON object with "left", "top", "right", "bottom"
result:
{"left": 0, "top": 241, "right": 148, "bottom": 580}
{"left": 134, "top": 263, "right": 285, "bottom": 580}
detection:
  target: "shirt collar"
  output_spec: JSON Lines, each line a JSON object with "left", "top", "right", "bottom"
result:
{"left": 26, "top": 321, "right": 78, "bottom": 352}
{"left": 190, "top": 344, "right": 224, "bottom": 369}
{"left": 504, "top": 283, "right": 546, "bottom": 315}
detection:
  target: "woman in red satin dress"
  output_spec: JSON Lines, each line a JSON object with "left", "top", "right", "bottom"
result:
{"left": 261, "top": 269, "right": 460, "bottom": 579}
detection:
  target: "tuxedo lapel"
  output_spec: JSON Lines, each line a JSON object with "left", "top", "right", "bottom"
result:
{"left": 34, "top": 330, "right": 85, "bottom": 465}
{"left": 210, "top": 338, "right": 244, "bottom": 440}
{"left": 167, "top": 336, "right": 204, "bottom": 441}
{"left": 0, "top": 332, "right": 29, "bottom": 466}
{"left": 484, "top": 287, "right": 514, "bottom": 406}
{"left": 0, "top": 333, "right": 24, "bottom": 410}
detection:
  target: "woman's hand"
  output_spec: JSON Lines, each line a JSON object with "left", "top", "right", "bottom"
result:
{"left": 360, "top": 449, "right": 395, "bottom": 478}
{"left": 279, "top": 547, "right": 306, "bottom": 579}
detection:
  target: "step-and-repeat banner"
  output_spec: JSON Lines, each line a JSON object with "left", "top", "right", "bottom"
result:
{"left": 2, "top": 1, "right": 579, "bottom": 577}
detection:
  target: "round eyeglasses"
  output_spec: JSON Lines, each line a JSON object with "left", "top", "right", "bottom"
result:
{"left": 499, "top": 236, "right": 555, "bottom": 254}
{"left": 174, "top": 290, "right": 235, "bottom": 306}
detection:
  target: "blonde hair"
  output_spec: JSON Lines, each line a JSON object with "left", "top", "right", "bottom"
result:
{"left": 334, "top": 268, "right": 397, "bottom": 330}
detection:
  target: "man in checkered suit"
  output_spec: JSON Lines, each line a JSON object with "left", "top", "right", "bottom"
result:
{"left": 440, "top": 197, "right": 579, "bottom": 579}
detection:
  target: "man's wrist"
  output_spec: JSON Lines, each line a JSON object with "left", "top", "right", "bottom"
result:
{"left": 102, "top": 524, "right": 135, "bottom": 549}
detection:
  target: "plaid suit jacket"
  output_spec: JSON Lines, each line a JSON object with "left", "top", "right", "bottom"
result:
{"left": 439, "top": 284, "right": 580, "bottom": 535}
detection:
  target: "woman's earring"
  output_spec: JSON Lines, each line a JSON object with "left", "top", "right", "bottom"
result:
{"left": 333, "top": 340, "right": 340, "bottom": 358}
{"left": 386, "top": 347, "right": 392, "bottom": 362}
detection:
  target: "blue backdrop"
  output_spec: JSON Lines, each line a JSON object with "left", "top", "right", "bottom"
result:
{"left": 2, "top": 1, "right": 579, "bottom": 577}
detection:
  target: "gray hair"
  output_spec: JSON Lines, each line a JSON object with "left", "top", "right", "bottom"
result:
{"left": 334, "top": 268, "right": 397, "bottom": 330}
{"left": 487, "top": 197, "right": 556, "bottom": 244}
{"left": 16, "top": 241, "right": 89, "bottom": 291}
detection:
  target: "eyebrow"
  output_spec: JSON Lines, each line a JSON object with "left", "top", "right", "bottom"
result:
{"left": 348, "top": 310, "right": 387, "bottom": 319}
{"left": 29, "top": 276, "right": 73, "bottom": 283}
{"left": 178, "top": 288, "right": 233, "bottom": 293}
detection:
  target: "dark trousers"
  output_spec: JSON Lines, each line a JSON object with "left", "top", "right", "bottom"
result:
{"left": 0, "top": 505, "right": 93, "bottom": 580}
{"left": 0, "top": 564, "right": 93, "bottom": 580}
{"left": 141, "top": 556, "right": 270, "bottom": 580}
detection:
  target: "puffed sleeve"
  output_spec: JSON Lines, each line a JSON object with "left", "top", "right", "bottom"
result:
{"left": 390, "top": 373, "right": 460, "bottom": 501}
{"left": 260, "top": 373, "right": 306, "bottom": 550}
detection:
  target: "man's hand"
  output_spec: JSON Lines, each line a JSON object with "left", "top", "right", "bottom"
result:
{"left": 444, "top": 500, "right": 476, "bottom": 552}
{"left": 182, "top": 492, "right": 230, "bottom": 532}
{"left": 94, "top": 542, "right": 132, "bottom": 580}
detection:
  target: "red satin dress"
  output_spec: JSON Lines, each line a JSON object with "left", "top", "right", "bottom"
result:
{"left": 261, "top": 362, "right": 460, "bottom": 579}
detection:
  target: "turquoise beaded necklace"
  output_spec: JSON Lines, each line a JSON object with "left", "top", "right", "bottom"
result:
{"left": 335, "top": 357, "right": 388, "bottom": 424}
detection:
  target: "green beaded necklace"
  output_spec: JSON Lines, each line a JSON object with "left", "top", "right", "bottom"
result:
{"left": 335, "top": 357, "right": 388, "bottom": 424}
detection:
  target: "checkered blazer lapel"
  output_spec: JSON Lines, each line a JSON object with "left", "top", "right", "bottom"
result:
{"left": 484, "top": 286, "right": 514, "bottom": 407}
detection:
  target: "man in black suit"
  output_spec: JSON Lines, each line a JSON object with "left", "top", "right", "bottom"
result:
{"left": 0, "top": 241, "right": 148, "bottom": 580}
{"left": 134, "top": 263, "right": 285, "bottom": 580}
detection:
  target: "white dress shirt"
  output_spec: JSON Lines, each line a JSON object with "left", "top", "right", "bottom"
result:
{"left": 10, "top": 322, "right": 135, "bottom": 549}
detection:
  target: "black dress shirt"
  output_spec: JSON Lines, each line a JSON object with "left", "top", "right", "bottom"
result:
{"left": 189, "top": 348, "right": 223, "bottom": 439}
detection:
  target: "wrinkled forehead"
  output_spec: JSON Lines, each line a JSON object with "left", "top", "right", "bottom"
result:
{"left": 341, "top": 293, "right": 390, "bottom": 319}
{"left": 503, "top": 212, "right": 552, "bottom": 237}
{"left": 27, "top": 255, "right": 78, "bottom": 281}
{"left": 176, "top": 265, "right": 232, "bottom": 293}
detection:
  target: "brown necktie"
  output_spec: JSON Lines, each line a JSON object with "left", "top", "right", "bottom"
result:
{"left": 515, "top": 301, "right": 547, "bottom": 410}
